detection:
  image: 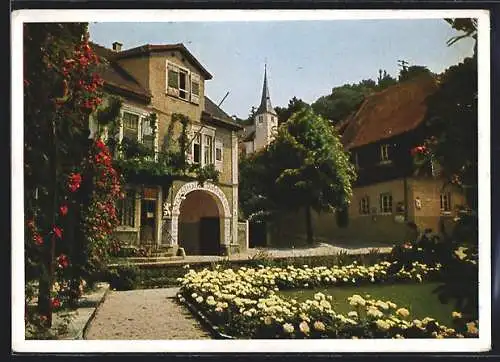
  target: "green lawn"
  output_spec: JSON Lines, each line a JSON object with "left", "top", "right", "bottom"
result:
{"left": 279, "top": 282, "right": 457, "bottom": 327}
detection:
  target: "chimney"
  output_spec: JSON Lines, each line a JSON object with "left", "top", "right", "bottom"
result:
{"left": 112, "top": 41, "right": 123, "bottom": 52}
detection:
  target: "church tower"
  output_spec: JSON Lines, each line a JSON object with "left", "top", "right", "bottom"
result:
{"left": 253, "top": 65, "right": 278, "bottom": 151}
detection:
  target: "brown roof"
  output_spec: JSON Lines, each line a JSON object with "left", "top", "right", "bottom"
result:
{"left": 113, "top": 44, "right": 212, "bottom": 80}
{"left": 91, "top": 42, "right": 152, "bottom": 102}
{"left": 242, "top": 130, "right": 255, "bottom": 142}
{"left": 203, "top": 97, "right": 243, "bottom": 131}
{"left": 341, "top": 74, "right": 439, "bottom": 149}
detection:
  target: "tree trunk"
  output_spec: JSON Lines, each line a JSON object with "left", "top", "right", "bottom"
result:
{"left": 305, "top": 206, "right": 314, "bottom": 245}
{"left": 38, "top": 119, "right": 58, "bottom": 327}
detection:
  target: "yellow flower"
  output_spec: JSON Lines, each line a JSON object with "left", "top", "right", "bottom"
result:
{"left": 313, "top": 321, "right": 326, "bottom": 332}
{"left": 375, "top": 300, "right": 389, "bottom": 310}
{"left": 367, "top": 306, "right": 384, "bottom": 319}
{"left": 466, "top": 321, "right": 479, "bottom": 335}
{"left": 454, "top": 247, "right": 468, "bottom": 260}
{"left": 283, "top": 323, "right": 295, "bottom": 334}
{"left": 396, "top": 308, "right": 410, "bottom": 318}
{"left": 299, "top": 321, "right": 310, "bottom": 334}
{"left": 376, "top": 319, "right": 391, "bottom": 331}
{"left": 452, "top": 311, "right": 462, "bottom": 319}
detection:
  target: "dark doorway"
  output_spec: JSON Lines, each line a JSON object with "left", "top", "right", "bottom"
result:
{"left": 140, "top": 199, "right": 156, "bottom": 244}
{"left": 199, "top": 217, "right": 220, "bottom": 255}
{"left": 249, "top": 221, "right": 267, "bottom": 248}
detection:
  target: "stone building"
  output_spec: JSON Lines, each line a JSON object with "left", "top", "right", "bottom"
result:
{"left": 240, "top": 65, "right": 279, "bottom": 155}
{"left": 270, "top": 74, "right": 467, "bottom": 245}
{"left": 91, "top": 41, "right": 246, "bottom": 255}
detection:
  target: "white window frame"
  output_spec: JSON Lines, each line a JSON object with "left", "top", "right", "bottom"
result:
{"left": 215, "top": 138, "right": 223, "bottom": 172}
{"left": 189, "top": 125, "right": 216, "bottom": 167}
{"left": 440, "top": 192, "right": 452, "bottom": 214}
{"left": 166, "top": 61, "right": 190, "bottom": 101}
{"left": 119, "top": 104, "right": 157, "bottom": 160}
{"left": 379, "top": 193, "right": 393, "bottom": 214}
{"left": 359, "top": 196, "right": 370, "bottom": 215}
{"left": 380, "top": 144, "right": 391, "bottom": 163}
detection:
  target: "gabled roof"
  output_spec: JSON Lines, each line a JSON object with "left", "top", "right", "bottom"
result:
{"left": 91, "top": 42, "right": 152, "bottom": 102}
{"left": 203, "top": 96, "right": 243, "bottom": 131}
{"left": 112, "top": 44, "right": 212, "bottom": 80}
{"left": 341, "top": 74, "right": 439, "bottom": 150}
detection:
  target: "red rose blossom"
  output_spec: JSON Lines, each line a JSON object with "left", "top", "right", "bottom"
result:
{"left": 59, "top": 204, "right": 68, "bottom": 216}
{"left": 34, "top": 234, "right": 43, "bottom": 246}
{"left": 56, "top": 254, "right": 70, "bottom": 269}
{"left": 51, "top": 298, "right": 61, "bottom": 309}
{"left": 53, "top": 226, "right": 63, "bottom": 239}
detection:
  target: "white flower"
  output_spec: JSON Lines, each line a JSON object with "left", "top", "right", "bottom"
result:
{"left": 283, "top": 323, "right": 295, "bottom": 334}
{"left": 367, "top": 306, "right": 384, "bottom": 319}
{"left": 396, "top": 308, "right": 410, "bottom": 318}
{"left": 376, "top": 319, "right": 391, "bottom": 331}
{"left": 313, "top": 320, "right": 326, "bottom": 332}
{"left": 348, "top": 311, "right": 358, "bottom": 319}
{"left": 299, "top": 321, "right": 310, "bottom": 334}
{"left": 196, "top": 296, "right": 203, "bottom": 303}
{"left": 375, "top": 300, "right": 389, "bottom": 310}
{"left": 264, "top": 316, "right": 273, "bottom": 325}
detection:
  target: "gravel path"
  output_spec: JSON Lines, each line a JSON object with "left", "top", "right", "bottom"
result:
{"left": 85, "top": 288, "right": 211, "bottom": 340}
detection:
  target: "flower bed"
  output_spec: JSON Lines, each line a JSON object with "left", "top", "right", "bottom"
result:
{"left": 177, "top": 261, "right": 479, "bottom": 339}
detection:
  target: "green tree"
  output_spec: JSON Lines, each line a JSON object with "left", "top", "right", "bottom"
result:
{"left": 274, "top": 97, "right": 310, "bottom": 124}
{"left": 399, "top": 65, "right": 434, "bottom": 82}
{"left": 240, "top": 108, "right": 356, "bottom": 244}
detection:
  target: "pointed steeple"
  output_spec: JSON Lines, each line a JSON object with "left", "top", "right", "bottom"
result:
{"left": 256, "top": 64, "right": 277, "bottom": 115}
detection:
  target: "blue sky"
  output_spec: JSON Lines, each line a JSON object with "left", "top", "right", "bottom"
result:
{"left": 89, "top": 19, "right": 474, "bottom": 118}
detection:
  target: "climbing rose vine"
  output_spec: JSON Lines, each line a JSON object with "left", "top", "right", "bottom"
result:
{"left": 81, "top": 139, "right": 123, "bottom": 270}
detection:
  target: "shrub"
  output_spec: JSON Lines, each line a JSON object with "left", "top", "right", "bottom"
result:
{"left": 107, "top": 265, "right": 140, "bottom": 290}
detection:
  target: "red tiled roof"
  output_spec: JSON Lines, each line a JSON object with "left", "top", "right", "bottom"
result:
{"left": 341, "top": 74, "right": 439, "bottom": 149}
{"left": 113, "top": 44, "right": 212, "bottom": 80}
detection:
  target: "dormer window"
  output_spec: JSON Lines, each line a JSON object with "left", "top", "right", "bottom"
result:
{"left": 167, "top": 62, "right": 190, "bottom": 100}
{"left": 380, "top": 144, "right": 390, "bottom": 162}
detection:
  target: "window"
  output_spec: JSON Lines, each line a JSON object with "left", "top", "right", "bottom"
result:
{"left": 379, "top": 193, "right": 393, "bottom": 213}
{"left": 193, "top": 134, "right": 201, "bottom": 164}
{"left": 141, "top": 118, "right": 154, "bottom": 150}
{"left": 258, "top": 115, "right": 263, "bottom": 123}
{"left": 359, "top": 196, "right": 370, "bottom": 215}
{"left": 204, "top": 134, "right": 213, "bottom": 165}
{"left": 117, "top": 190, "right": 136, "bottom": 227}
{"left": 440, "top": 192, "right": 452, "bottom": 212}
{"left": 122, "top": 112, "right": 139, "bottom": 141}
{"left": 380, "top": 144, "right": 390, "bottom": 162}
{"left": 167, "top": 62, "right": 189, "bottom": 100}
{"left": 216, "top": 146, "right": 222, "bottom": 162}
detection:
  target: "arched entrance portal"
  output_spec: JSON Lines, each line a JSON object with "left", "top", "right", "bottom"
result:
{"left": 178, "top": 190, "right": 221, "bottom": 255}
{"left": 170, "top": 182, "right": 231, "bottom": 255}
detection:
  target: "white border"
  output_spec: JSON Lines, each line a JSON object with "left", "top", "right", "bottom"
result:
{"left": 11, "top": 9, "right": 491, "bottom": 353}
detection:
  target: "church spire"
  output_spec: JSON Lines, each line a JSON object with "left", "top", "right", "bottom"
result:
{"left": 256, "top": 64, "right": 277, "bottom": 115}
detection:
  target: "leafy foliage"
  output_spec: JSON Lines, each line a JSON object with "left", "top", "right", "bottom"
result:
{"left": 240, "top": 108, "right": 356, "bottom": 243}
{"left": 274, "top": 97, "right": 310, "bottom": 124}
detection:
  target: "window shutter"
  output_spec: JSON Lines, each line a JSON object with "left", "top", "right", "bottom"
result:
{"left": 215, "top": 138, "right": 223, "bottom": 172}
{"left": 166, "top": 62, "right": 180, "bottom": 96}
{"left": 190, "top": 73, "right": 200, "bottom": 104}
